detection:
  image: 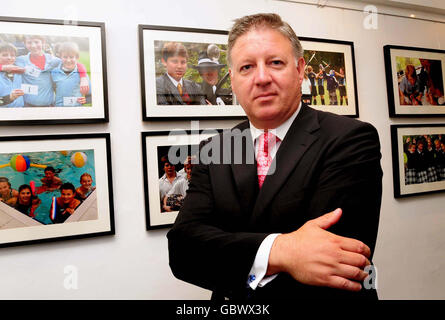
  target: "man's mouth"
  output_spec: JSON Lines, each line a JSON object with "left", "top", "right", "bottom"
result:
{"left": 254, "top": 92, "right": 277, "bottom": 100}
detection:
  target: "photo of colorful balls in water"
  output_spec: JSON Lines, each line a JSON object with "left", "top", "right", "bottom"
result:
{"left": 0, "top": 149, "right": 96, "bottom": 226}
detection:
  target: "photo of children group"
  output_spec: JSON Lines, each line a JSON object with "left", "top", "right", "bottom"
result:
{"left": 0, "top": 149, "right": 97, "bottom": 228}
{"left": 302, "top": 50, "right": 348, "bottom": 106}
{"left": 154, "top": 40, "right": 233, "bottom": 106}
{"left": 0, "top": 33, "right": 91, "bottom": 108}
{"left": 157, "top": 145, "right": 197, "bottom": 213}
{"left": 403, "top": 134, "right": 445, "bottom": 185}
{"left": 396, "top": 56, "right": 445, "bottom": 106}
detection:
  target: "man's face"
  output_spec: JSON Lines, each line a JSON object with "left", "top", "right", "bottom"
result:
{"left": 61, "top": 189, "right": 74, "bottom": 204}
{"left": 200, "top": 68, "right": 219, "bottom": 86}
{"left": 25, "top": 38, "right": 44, "bottom": 56}
{"left": 0, "top": 182, "right": 10, "bottom": 196}
{"left": 162, "top": 56, "right": 187, "bottom": 82}
{"left": 229, "top": 27, "right": 305, "bottom": 129}
{"left": 61, "top": 51, "right": 78, "bottom": 71}
{"left": 0, "top": 50, "right": 16, "bottom": 65}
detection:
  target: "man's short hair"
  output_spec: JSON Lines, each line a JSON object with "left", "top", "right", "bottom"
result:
{"left": 227, "top": 13, "right": 303, "bottom": 66}
{"left": 161, "top": 42, "right": 188, "bottom": 62}
{"left": 0, "top": 42, "right": 17, "bottom": 55}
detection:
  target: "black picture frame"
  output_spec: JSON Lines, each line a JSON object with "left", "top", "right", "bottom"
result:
{"left": 0, "top": 16, "right": 109, "bottom": 125}
{"left": 138, "top": 24, "right": 246, "bottom": 121}
{"left": 0, "top": 133, "right": 114, "bottom": 247}
{"left": 142, "top": 129, "right": 220, "bottom": 229}
{"left": 299, "top": 36, "right": 359, "bottom": 118}
{"left": 384, "top": 45, "right": 445, "bottom": 117}
{"left": 391, "top": 124, "right": 445, "bottom": 198}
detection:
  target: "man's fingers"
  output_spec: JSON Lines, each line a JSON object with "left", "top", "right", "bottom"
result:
{"left": 339, "top": 237, "right": 371, "bottom": 258}
{"left": 313, "top": 208, "right": 342, "bottom": 230}
{"left": 336, "top": 264, "right": 369, "bottom": 282}
{"left": 328, "top": 276, "right": 362, "bottom": 292}
{"left": 339, "top": 251, "right": 370, "bottom": 269}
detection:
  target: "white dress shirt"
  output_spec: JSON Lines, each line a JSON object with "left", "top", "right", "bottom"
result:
{"left": 247, "top": 102, "right": 302, "bottom": 290}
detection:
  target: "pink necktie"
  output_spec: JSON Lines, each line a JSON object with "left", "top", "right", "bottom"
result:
{"left": 257, "top": 130, "right": 279, "bottom": 188}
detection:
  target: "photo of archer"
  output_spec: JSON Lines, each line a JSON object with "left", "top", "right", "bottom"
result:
{"left": 0, "top": 33, "right": 92, "bottom": 108}
{"left": 403, "top": 134, "right": 445, "bottom": 185}
{"left": 396, "top": 57, "right": 445, "bottom": 106}
{"left": 157, "top": 145, "right": 198, "bottom": 213}
{"left": 154, "top": 41, "right": 233, "bottom": 106}
{"left": 303, "top": 50, "right": 348, "bottom": 106}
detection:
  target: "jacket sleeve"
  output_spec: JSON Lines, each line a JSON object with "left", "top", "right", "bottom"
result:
{"left": 306, "top": 121, "right": 383, "bottom": 259}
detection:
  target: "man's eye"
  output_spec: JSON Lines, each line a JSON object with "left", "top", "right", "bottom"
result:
{"left": 240, "top": 65, "right": 251, "bottom": 71}
{"left": 271, "top": 60, "right": 283, "bottom": 65}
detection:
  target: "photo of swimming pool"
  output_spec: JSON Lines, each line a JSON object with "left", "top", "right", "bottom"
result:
{"left": 0, "top": 149, "right": 96, "bottom": 225}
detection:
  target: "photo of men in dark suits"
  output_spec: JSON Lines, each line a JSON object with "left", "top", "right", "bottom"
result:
{"left": 168, "top": 13, "right": 382, "bottom": 301}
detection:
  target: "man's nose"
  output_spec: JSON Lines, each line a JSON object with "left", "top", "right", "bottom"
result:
{"left": 254, "top": 63, "right": 272, "bottom": 86}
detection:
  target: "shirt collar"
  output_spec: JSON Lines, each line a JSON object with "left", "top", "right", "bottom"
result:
{"left": 166, "top": 73, "right": 183, "bottom": 87}
{"left": 249, "top": 102, "right": 302, "bottom": 143}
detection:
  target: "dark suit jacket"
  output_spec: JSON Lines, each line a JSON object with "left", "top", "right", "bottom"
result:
{"left": 167, "top": 104, "right": 383, "bottom": 300}
{"left": 156, "top": 73, "right": 206, "bottom": 105}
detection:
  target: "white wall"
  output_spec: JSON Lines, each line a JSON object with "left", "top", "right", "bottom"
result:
{"left": 0, "top": 0, "right": 444, "bottom": 300}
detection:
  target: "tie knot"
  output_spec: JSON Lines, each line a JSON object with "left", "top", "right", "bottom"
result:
{"left": 177, "top": 83, "right": 183, "bottom": 96}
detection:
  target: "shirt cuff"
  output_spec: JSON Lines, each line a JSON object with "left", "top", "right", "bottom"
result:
{"left": 247, "top": 233, "right": 281, "bottom": 290}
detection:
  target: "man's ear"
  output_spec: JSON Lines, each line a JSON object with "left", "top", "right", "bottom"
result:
{"left": 296, "top": 57, "right": 306, "bottom": 84}
{"left": 161, "top": 58, "right": 167, "bottom": 67}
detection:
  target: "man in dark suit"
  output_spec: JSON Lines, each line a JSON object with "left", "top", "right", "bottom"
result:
{"left": 156, "top": 42, "right": 206, "bottom": 105}
{"left": 167, "top": 13, "right": 382, "bottom": 300}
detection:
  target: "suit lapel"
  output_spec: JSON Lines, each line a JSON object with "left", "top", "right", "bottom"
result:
{"left": 249, "top": 104, "right": 321, "bottom": 226}
{"left": 229, "top": 121, "right": 259, "bottom": 216}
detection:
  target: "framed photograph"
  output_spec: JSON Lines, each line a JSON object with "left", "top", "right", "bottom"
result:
{"left": 384, "top": 45, "right": 445, "bottom": 117}
{"left": 0, "top": 133, "right": 114, "bottom": 247}
{"left": 142, "top": 130, "right": 219, "bottom": 229}
{"left": 300, "top": 37, "right": 359, "bottom": 117}
{"left": 391, "top": 124, "right": 445, "bottom": 198}
{"left": 139, "top": 25, "right": 246, "bottom": 120}
{"left": 0, "top": 16, "right": 108, "bottom": 125}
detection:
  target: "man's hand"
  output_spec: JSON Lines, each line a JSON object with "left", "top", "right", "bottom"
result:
{"left": 267, "top": 208, "right": 371, "bottom": 291}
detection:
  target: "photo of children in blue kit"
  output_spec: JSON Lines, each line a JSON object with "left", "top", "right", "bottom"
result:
{"left": 0, "top": 33, "right": 92, "bottom": 108}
